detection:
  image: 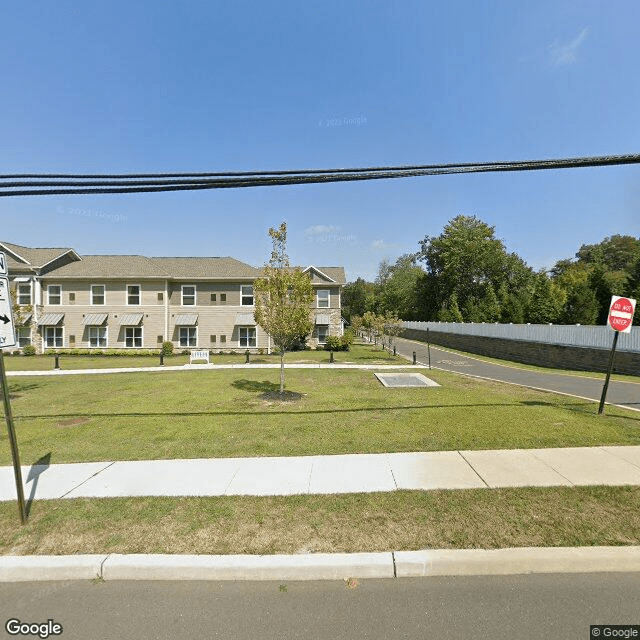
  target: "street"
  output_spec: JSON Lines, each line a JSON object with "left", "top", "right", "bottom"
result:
{"left": 394, "top": 337, "right": 639, "bottom": 412}
{"left": 1, "top": 573, "right": 639, "bottom": 639}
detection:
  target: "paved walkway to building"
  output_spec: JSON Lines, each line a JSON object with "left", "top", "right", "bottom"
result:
{"left": 2, "top": 446, "right": 640, "bottom": 503}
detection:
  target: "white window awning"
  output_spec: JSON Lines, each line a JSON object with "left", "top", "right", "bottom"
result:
{"left": 17, "top": 313, "right": 32, "bottom": 325}
{"left": 38, "top": 313, "right": 64, "bottom": 325}
{"left": 119, "top": 313, "right": 144, "bottom": 326}
{"left": 315, "top": 314, "right": 330, "bottom": 325}
{"left": 82, "top": 313, "right": 108, "bottom": 325}
{"left": 174, "top": 313, "right": 198, "bottom": 325}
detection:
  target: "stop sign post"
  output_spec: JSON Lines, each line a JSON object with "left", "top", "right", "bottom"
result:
{"left": 599, "top": 296, "right": 636, "bottom": 415}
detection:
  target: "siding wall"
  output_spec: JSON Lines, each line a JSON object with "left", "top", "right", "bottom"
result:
{"left": 6, "top": 278, "right": 342, "bottom": 353}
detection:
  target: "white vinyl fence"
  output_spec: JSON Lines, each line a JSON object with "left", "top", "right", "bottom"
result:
{"left": 402, "top": 322, "right": 640, "bottom": 353}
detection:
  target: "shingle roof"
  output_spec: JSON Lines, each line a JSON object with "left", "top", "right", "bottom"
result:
{"left": 0, "top": 241, "right": 76, "bottom": 270}
{"left": 45, "top": 255, "right": 170, "bottom": 279}
{"left": 150, "top": 257, "right": 260, "bottom": 279}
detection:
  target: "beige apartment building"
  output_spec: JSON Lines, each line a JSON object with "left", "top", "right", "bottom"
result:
{"left": 0, "top": 241, "right": 345, "bottom": 354}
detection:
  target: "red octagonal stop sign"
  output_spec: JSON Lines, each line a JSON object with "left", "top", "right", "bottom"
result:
{"left": 607, "top": 296, "right": 636, "bottom": 333}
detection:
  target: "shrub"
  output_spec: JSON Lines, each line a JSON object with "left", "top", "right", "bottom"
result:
{"left": 258, "top": 348, "right": 265, "bottom": 355}
{"left": 181, "top": 349, "right": 190, "bottom": 355}
{"left": 323, "top": 335, "right": 344, "bottom": 351}
{"left": 161, "top": 341, "right": 174, "bottom": 357}
{"left": 22, "top": 344, "right": 36, "bottom": 356}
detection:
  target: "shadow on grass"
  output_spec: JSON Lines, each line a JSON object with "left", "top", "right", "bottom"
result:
{"left": 232, "top": 379, "right": 279, "bottom": 393}
{"left": 16, "top": 399, "right": 631, "bottom": 421}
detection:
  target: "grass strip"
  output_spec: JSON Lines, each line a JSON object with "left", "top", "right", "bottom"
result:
{"left": 2, "top": 343, "right": 405, "bottom": 371}
{"left": 1, "top": 487, "right": 638, "bottom": 555}
{"left": 3, "top": 368, "right": 640, "bottom": 466}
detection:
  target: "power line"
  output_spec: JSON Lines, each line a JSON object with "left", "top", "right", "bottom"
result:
{"left": 0, "top": 153, "right": 638, "bottom": 197}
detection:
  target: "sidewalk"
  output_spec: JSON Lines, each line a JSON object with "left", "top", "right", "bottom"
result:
{"left": 2, "top": 447, "right": 640, "bottom": 582}
{"left": 2, "top": 446, "right": 640, "bottom": 502}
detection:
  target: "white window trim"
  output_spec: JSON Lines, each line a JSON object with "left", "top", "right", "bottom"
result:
{"left": 126, "top": 284, "right": 141, "bottom": 306}
{"left": 238, "top": 326, "right": 257, "bottom": 348}
{"left": 88, "top": 325, "right": 108, "bottom": 348}
{"left": 317, "top": 324, "right": 329, "bottom": 344}
{"left": 17, "top": 327, "right": 31, "bottom": 347}
{"left": 17, "top": 282, "right": 32, "bottom": 305}
{"left": 44, "top": 326, "right": 64, "bottom": 348}
{"left": 179, "top": 326, "right": 197, "bottom": 347}
{"left": 124, "top": 326, "right": 144, "bottom": 348}
{"left": 181, "top": 284, "right": 196, "bottom": 306}
{"left": 317, "top": 289, "right": 330, "bottom": 308}
{"left": 47, "top": 284, "right": 62, "bottom": 305}
{"left": 90, "top": 284, "right": 106, "bottom": 305}
{"left": 240, "top": 284, "right": 254, "bottom": 306}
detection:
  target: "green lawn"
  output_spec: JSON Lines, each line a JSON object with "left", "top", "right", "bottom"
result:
{"left": 3, "top": 366, "right": 639, "bottom": 467}
{"left": 2, "top": 487, "right": 638, "bottom": 555}
{"left": 2, "top": 343, "right": 405, "bottom": 371}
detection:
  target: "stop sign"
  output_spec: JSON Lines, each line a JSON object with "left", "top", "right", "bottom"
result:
{"left": 607, "top": 296, "right": 636, "bottom": 333}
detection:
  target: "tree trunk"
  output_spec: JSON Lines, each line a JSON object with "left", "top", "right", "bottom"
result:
{"left": 279, "top": 350, "right": 285, "bottom": 394}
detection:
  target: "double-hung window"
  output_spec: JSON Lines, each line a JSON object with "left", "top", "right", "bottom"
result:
{"left": 182, "top": 285, "right": 196, "bottom": 306}
{"left": 17, "top": 283, "right": 31, "bottom": 305}
{"left": 125, "top": 327, "right": 142, "bottom": 347}
{"left": 91, "top": 285, "right": 105, "bottom": 305}
{"left": 317, "top": 289, "right": 330, "bottom": 308}
{"left": 317, "top": 325, "right": 329, "bottom": 344}
{"left": 127, "top": 285, "right": 141, "bottom": 305}
{"left": 179, "top": 327, "right": 196, "bottom": 347}
{"left": 88, "top": 326, "right": 107, "bottom": 348}
{"left": 44, "top": 327, "right": 63, "bottom": 348}
{"left": 17, "top": 327, "right": 31, "bottom": 347}
{"left": 241, "top": 285, "right": 254, "bottom": 306}
{"left": 47, "top": 285, "right": 61, "bottom": 305}
{"left": 239, "top": 327, "right": 256, "bottom": 348}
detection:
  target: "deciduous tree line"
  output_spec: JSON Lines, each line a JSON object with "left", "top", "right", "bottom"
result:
{"left": 342, "top": 215, "right": 640, "bottom": 325}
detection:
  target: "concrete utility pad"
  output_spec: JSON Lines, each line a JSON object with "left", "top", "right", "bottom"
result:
{"left": 374, "top": 372, "right": 440, "bottom": 388}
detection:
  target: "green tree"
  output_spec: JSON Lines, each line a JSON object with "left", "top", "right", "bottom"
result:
{"left": 342, "top": 277, "right": 375, "bottom": 322}
{"left": 438, "top": 292, "right": 463, "bottom": 322}
{"left": 253, "top": 223, "right": 314, "bottom": 394}
{"left": 417, "top": 215, "right": 535, "bottom": 321}
{"left": 374, "top": 254, "right": 424, "bottom": 320}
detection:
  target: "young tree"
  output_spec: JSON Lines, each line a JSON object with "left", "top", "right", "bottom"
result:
{"left": 253, "top": 223, "right": 314, "bottom": 394}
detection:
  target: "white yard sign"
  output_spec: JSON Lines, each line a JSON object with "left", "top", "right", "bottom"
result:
{"left": 0, "top": 276, "right": 16, "bottom": 348}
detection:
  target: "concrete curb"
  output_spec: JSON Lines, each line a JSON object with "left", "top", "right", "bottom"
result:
{"left": 2, "top": 547, "right": 639, "bottom": 582}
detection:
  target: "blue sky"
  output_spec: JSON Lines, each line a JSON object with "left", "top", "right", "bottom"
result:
{"left": 1, "top": 0, "right": 638, "bottom": 280}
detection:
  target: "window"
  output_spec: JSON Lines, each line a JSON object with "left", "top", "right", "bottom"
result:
{"left": 127, "top": 285, "right": 141, "bottom": 305}
{"left": 17, "top": 283, "right": 31, "bottom": 305}
{"left": 69, "top": 292, "right": 75, "bottom": 302}
{"left": 47, "top": 285, "right": 61, "bottom": 305}
{"left": 91, "top": 285, "right": 105, "bottom": 305}
{"left": 88, "top": 326, "right": 107, "bottom": 348}
{"left": 317, "top": 325, "right": 329, "bottom": 344}
{"left": 44, "top": 327, "right": 63, "bottom": 348}
{"left": 157, "top": 292, "right": 163, "bottom": 302}
{"left": 220, "top": 293, "right": 226, "bottom": 302}
{"left": 210, "top": 335, "right": 216, "bottom": 343}
{"left": 210, "top": 293, "right": 217, "bottom": 302}
{"left": 241, "top": 285, "right": 254, "bottom": 306}
{"left": 125, "top": 327, "right": 142, "bottom": 347}
{"left": 220, "top": 335, "right": 226, "bottom": 343}
{"left": 179, "top": 327, "right": 196, "bottom": 347}
{"left": 317, "top": 289, "right": 330, "bottom": 308}
{"left": 17, "top": 327, "right": 31, "bottom": 347}
{"left": 239, "top": 327, "right": 256, "bottom": 348}
{"left": 182, "top": 285, "right": 196, "bottom": 306}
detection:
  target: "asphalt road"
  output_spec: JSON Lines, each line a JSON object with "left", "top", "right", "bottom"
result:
{"left": 1, "top": 573, "right": 639, "bottom": 639}
{"left": 394, "top": 336, "right": 640, "bottom": 412}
